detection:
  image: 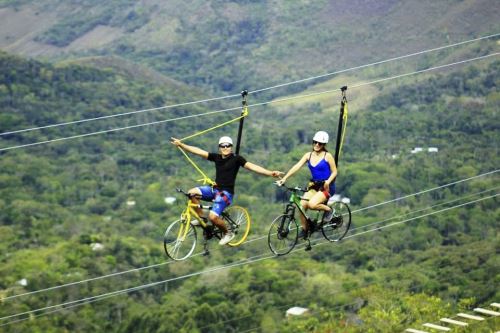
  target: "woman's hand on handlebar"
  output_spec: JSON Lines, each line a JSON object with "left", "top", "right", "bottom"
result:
{"left": 275, "top": 179, "right": 286, "bottom": 187}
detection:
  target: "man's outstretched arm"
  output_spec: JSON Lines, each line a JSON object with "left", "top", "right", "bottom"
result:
{"left": 171, "top": 137, "right": 209, "bottom": 159}
{"left": 244, "top": 162, "right": 283, "bottom": 177}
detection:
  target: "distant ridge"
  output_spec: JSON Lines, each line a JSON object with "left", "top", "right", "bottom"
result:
{"left": 60, "top": 55, "right": 192, "bottom": 90}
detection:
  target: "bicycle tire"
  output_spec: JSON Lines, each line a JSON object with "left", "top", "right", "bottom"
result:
{"left": 163, "top": 218, "right": 197, "bottom": 260}
{"left": 224, "top": 205, "right": 251, "bottom": 247}
{"left": 268, "top": 214, "right": 299, "bottom": 256}
{"left": 321, "top": 202, "right": 351, "bottom": 242}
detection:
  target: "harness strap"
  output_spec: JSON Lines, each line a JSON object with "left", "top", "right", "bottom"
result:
{"left": 177, "top": 147, "right": 216, "bottom": 185}
{"left": 214, "top": 188, "right": 231, "bottom": 206}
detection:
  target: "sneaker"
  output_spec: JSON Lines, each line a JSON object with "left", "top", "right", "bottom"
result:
{"left": 219, "top": 231, "right": 235, "bottom": 245}
{"left": 322, "top": 209, "right": 335, "bottom": 223}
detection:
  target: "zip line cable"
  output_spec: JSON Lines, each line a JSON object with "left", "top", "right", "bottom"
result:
{"left": 2, "top": 169, "right": 497, "bottom": 302}
{"left": 343, "top": 193, "right": 498, "bottom": 240}
{"left": 0, "top": 251, "right": 275, "bottom": 323}
{"left": 231, "top": 169, "right": 499, "bottom": 245}
{"left": 0, "top": 106, "right": 240, "bottom": 152}
{"left": 2, "top": 193, "right": 497, "bottom": 327}
{"left": 264, "top": 52, "right": 499, "bottom": 107}
{"left": 347, "top": 185, "right": 500, "bottom": 234}
{"left": 1, "top": 52, "right": 498, "bottom": 153}
{"left": 245, "top": 181, "right": 500, "bottom": 246}
{"left": 350, "top": 169, "right": 499, "bottom": 214}
{"left": 1, "top": 32, "right": 497, "bottom": 138}
{"left": 1, "top": 193, "right": 496, "bottom": 326}
{"left": 0, "top": 253, "right": 202, "bottom": 302}
{"left": 199, "top": 254, "right": 482, "bottom": 333}
{"left": 248, "top": 32, "right": 500, "bottom": 95}
{"left": 0, "top": 94, "right": 241, "bottom": 137}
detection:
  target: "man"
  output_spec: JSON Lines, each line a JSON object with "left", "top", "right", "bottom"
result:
{"left": 171, "top": 136, "right": 282, "bottom": 245}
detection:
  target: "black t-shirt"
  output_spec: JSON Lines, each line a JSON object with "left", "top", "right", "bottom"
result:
{"left": 207, "top": 153, "right": 247, "bottom": 194}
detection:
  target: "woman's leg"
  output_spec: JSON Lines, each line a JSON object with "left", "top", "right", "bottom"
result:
{"left": 307, "top": 191, "right": 331, "bottom": 212}
{"left": 300, "top": 191, "right": 315, "bottom": 231}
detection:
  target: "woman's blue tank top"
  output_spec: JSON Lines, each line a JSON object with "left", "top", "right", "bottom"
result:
{"left": 307, "top": 152, "right": 331, "bottom": 181}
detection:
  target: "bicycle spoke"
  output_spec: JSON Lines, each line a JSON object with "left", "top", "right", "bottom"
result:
{"left": 226, "top": 206, "right": 251, "bottom": 247}
{"left": 164, "top": 219, "right": 197, "bottom": 260}
{"left": 321, "top": 202, "right": 351, "bottom": 242}
{"left": 268, "top": 214, "right": 298, "bottom": 255}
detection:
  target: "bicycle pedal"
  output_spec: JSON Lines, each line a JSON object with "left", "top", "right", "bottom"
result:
{"left": 305, "top": 244, "right": 312, "bottom": 251}
{"left": 203, "top": 250, "right": 210, "bottom": 256}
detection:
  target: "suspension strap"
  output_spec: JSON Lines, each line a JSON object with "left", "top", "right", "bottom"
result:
{"left": 179, "top": 112, "right": 248, "bottom": 142}
{"left": 177, "top": 147, "right": 216, "bottom": 186}
{"left": 176, "top": 95, "right": 250, "bottom": 185}
{"left": 338, "top": 90, "right": 349, "bottom": 160}
{"left": 235, "top": 90, "right": 248, "bottom": 155}
{"left": 334, "top": 86, "right": 348, "bottom": 167}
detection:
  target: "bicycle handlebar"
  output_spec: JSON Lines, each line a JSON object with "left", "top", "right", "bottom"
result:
{"left": 176, "top": 188, "right": 202, "bottom": 199}
{"left": 274, "top": 182, "right": 307, "bottom": 193}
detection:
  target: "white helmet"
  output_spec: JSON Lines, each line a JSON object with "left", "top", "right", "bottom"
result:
{"left": 313, "top": 131, "right": 329, "bottom": 144}
{"left": 218, "top": 136, "right": 233, "bottom": 145}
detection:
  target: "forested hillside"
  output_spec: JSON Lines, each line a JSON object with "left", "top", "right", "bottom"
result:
{"left": 0, "top": 0, "right": 498, "bottom": 93}
{"left": 0, "top": 48, "right": 498, "bottom": 332}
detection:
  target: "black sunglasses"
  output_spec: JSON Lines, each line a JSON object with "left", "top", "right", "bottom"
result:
{"left": 219, "top": 144, "right": 233, "bottom": 148}
{"left": 312, "top": 140, "right": 325, "bottom": 145}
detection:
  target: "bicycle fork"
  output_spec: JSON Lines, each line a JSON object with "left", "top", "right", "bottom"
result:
{"left": 278, "top": 205, "right": 295, "bottom": 238}
{"left": 304, "top": 219, "right": 318, "bottom": 252}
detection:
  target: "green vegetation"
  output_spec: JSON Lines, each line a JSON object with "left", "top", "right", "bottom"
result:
{"left": 0, "top": 49, "right": 498, "bottom": 333}
{"left": 1, "top": 0, "right": 498, "bottom": 94}
{"left": 33, "top": 2, "right": 151, "bottom": 47}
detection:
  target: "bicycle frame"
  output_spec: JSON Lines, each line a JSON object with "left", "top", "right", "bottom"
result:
{"left": 178, "top": 200, "right": 210, "bottom": 240}
{"left": 286, "top": 189, "right": 321, "bottom": 223}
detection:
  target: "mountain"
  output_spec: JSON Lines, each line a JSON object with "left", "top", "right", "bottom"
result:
{"left": 0, "top": 0, "right": 498, "bottom": 93}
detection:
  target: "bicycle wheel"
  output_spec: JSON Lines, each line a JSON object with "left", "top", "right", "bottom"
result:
{"left": 164, "top": 218, "right": 197, "bottom": 260}
{"left": 223, "top": 205, "right": 251, "bottom": 247}
{"left": 321, "top": 202, "right": 351, "bottom": 242}
{"left": 268, "top": 214, "right": 299, "bottom": 256}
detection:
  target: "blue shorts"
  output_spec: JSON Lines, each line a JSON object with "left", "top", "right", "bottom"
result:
{"left": 197, "top": 186, "right": 233, "bottom": 216}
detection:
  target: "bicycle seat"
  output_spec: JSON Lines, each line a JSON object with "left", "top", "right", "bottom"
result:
{"left": 327, "top": 194, "right": 342, "bottom": 205}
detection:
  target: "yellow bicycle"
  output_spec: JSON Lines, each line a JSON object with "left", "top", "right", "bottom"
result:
{"left": 163, "top": 188, "right": 251, "bottom": 260}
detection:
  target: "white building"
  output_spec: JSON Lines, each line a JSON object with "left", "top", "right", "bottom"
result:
{"left": 411, "top": 147, "right": 423, "bottom": 154}
{"left": 286, "top": 307, "right": 309, "bottom": 317}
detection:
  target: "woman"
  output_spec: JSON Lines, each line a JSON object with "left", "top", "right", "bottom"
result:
{"left": 277, "top": 131, "right": 337, "bottom": 238}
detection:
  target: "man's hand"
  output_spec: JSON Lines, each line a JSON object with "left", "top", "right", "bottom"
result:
{"left": 270, "top": 171, "right": 284, "bottom": 178}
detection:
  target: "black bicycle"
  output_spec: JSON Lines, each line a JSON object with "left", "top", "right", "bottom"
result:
{"left": 268, "top": 185, "right": 351, "bottom": 255}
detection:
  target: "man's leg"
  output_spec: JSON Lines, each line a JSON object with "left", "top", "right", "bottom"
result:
{"left": 189, "top": 186, "right": 214, "bottom": 224}
{"left": 208, "top": 211, "right": 228, "bottom": 233}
